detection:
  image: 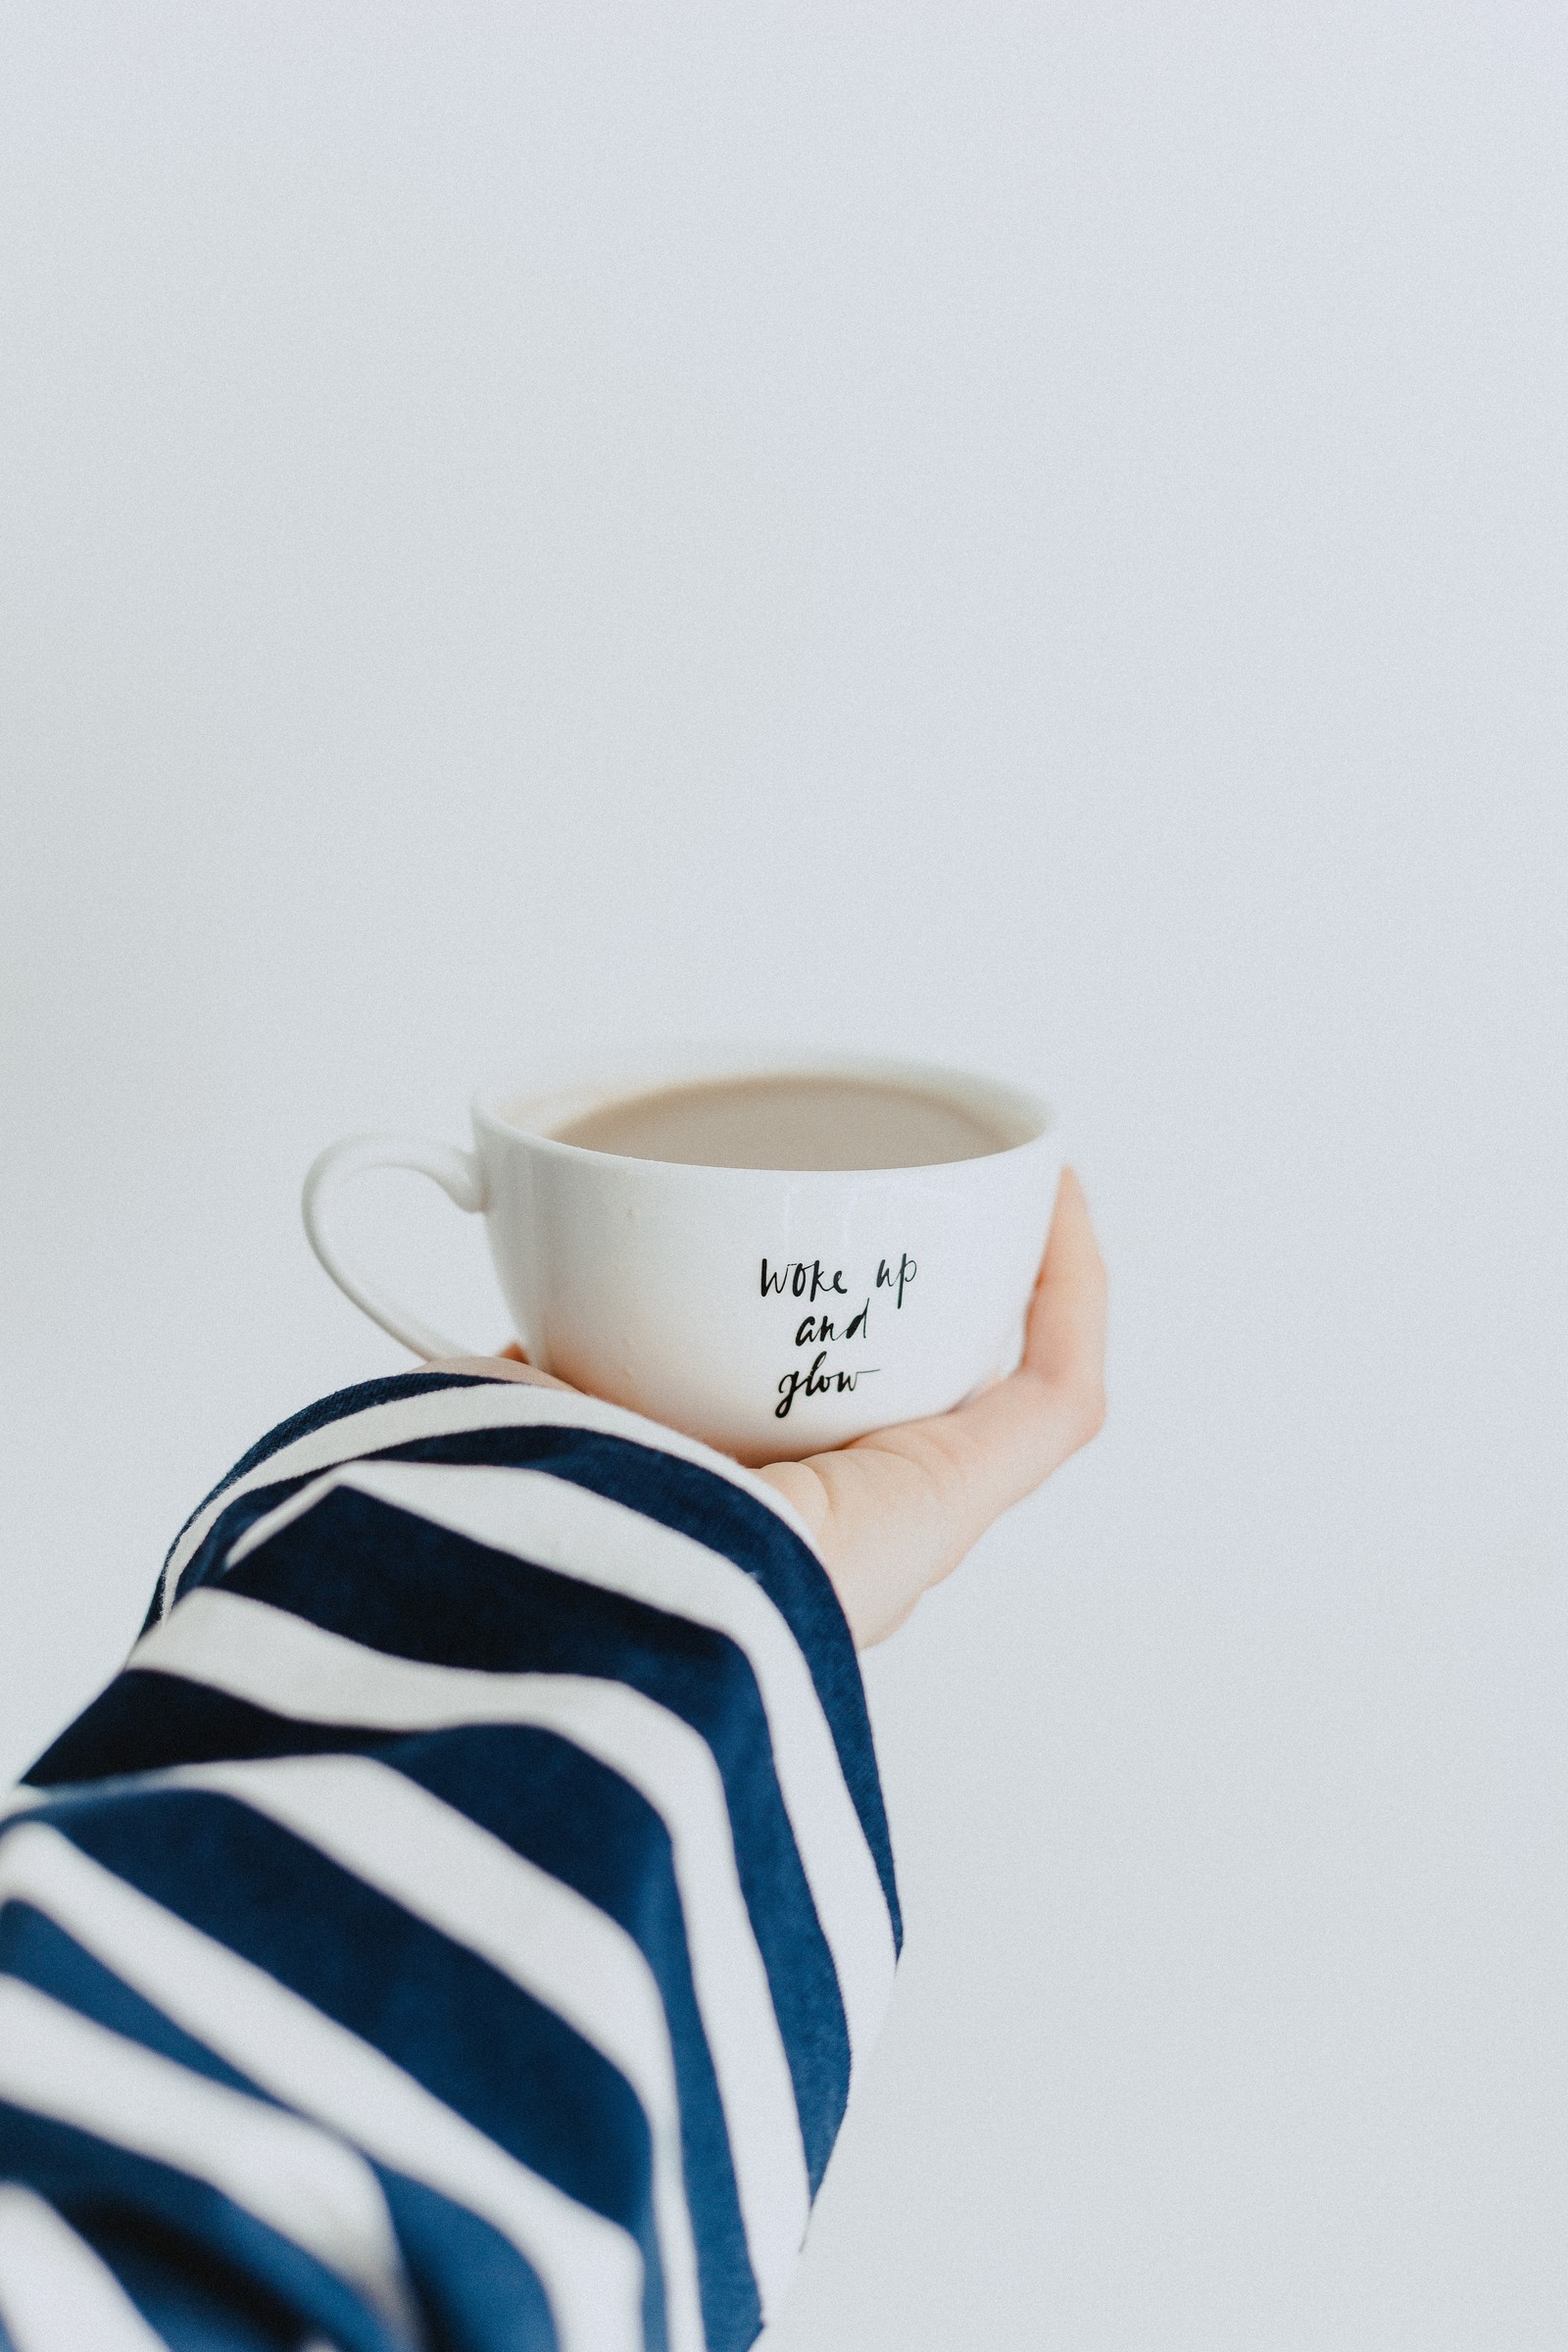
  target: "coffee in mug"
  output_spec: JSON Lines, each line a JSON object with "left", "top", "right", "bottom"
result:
{"left": 550, "top": 1073, "right": 1011, "bottom": 1171}
{"left": 304, "top": 1050, "right": 1060, "bottom": 1464}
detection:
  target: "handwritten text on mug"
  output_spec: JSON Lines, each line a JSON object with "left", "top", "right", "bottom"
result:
{"left": 761, "top": 1253, "right": 918, "bottom": 1419}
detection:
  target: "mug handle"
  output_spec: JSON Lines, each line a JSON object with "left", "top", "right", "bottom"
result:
{"left": 302, "top": 1133, "right": 490, "bottom": 1361}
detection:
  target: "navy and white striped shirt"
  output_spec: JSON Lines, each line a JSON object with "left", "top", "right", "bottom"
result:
{"left": 0, "top": 1371, "right": 901, "bottom": 2351}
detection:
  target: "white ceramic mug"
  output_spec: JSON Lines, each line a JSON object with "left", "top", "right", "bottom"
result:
{"left": 303, "top": 1048, "right": 1061, "bottom": 1465}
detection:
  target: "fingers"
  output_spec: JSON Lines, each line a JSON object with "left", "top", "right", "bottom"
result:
{"left": 1022, "top": 1166, "right": 1108, "bottom": 1428}
{"left": 426, "top": 1342, "right": 576, "bottom": 1393}
{"left": 922, "top": 1165, "right": 1107, "bottom": 1522}
{"left": 756, "top": 1172, "right": 1105, "bottom": 1647}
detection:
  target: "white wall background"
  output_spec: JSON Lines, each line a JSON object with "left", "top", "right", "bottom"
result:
{"left": 2, "top": 6, "right": 1564, "bottom": 2345}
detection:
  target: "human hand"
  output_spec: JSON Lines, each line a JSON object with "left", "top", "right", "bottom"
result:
{"left": 436, "top": 1167, "right": 1106, "bottom": 1650}
{"left": 752, "top": 1167, "right": 1106, "bottom": 1644}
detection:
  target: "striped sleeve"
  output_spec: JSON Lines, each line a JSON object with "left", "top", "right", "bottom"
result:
{"left": 0, "top": 1372, "right": 902, "bottom": 2352}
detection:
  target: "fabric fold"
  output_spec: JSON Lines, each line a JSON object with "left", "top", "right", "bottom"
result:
{"left": 3, "top": 1373, "right": 900, "bottom": 2352}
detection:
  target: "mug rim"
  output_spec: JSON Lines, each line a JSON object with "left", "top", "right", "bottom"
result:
{"left": 472, "top": 1046, "right": 1054, "bottom": 1176}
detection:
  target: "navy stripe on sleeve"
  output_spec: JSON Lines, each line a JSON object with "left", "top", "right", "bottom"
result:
{"left": 5, "top": 1374, "right": 902, "bottom": 2352}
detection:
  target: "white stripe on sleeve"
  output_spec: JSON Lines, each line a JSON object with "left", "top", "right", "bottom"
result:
{"left": 145, "top": 1752, "right": 705, "bottom": 2352}
{"left": 130, "top": 1587, "right": 809, "bottom": 2312}
{"left": 0, "top": 1825, "right": 644, "bottom": 2352}
{"left": 0, "top": 2184, "right": 170, "bottom": 2352}
{"left": 158, "top": 1381, "right": 820, "bottom": 1619}
{"left": 0, "top": 1980, "right": 420, "bottom": 2349}
{"left": 227, "top": 1458, "right": 897, "bottom": 2066}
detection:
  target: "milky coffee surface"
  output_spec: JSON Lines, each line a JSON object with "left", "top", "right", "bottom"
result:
{"left": 551, "top": 1073, "right": 1010, "bottom": 1170}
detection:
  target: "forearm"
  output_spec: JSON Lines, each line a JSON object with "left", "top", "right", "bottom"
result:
{"left": 0, "top": 1370, "right": 901, "bottom": 2352}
